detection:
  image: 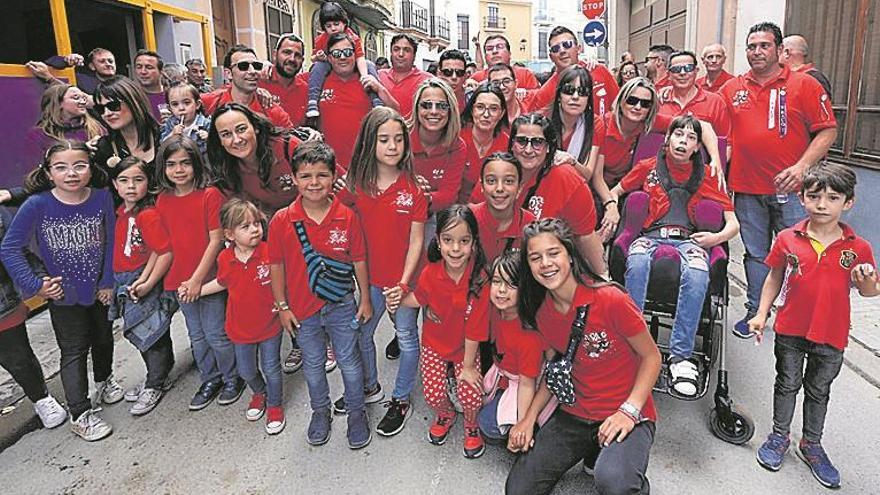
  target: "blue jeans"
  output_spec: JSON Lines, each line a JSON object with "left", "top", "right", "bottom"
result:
{"left": 734, "top": 193, "right": 806, "bottom": 315}
{"left": 360, "top": 285, "right": 420, "bottom": 400}
{"left": 478, "top": 393, "right": 506, "bottom": 440}
{"left": 234, "top": 333, "right": 283, "bottom": 407}
{"left": 178, "top": 291, "right": 238, "bottom": 384}
{"left": 625, "top": 237, "right": 709, "bottom": 361}
{"left": 297, "top": 294, "right": 365, "bottom": 413}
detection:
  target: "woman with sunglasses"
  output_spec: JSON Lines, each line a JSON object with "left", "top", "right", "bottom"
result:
{"left": 459, "top": 83, "right": 509, "bottom": 202}
{"left": 550, "top": 65, "right": 604, "bottom": 182}
{"left": 616, "top": 61, "right": 640, "bottom": 87}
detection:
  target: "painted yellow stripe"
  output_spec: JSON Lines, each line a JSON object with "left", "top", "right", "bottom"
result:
{"left": 0, "top": 64, "right": 76, "bottom": 81}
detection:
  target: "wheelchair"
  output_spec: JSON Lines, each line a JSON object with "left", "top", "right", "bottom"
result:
{"left": 607, "top": 135, "right": 754, "bottom": 445}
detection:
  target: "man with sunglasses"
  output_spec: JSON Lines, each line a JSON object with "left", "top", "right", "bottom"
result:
{"left": 259, "top": 33, "right": 310, "bottom": 127}
{"left": 377, "top": 34, "right": 431, "bottom": 120}
{"left": 645, "top": 44, "right": 674, "bottom": 90}
{"left": 469, "top": 35, "right": 540, "bottom": 90}
{"left": 437, "top": 49, "right": 470, "bottom": 112}
{"left": 202, "top": 45, "right": 293, "bottom": 129}
{"left": 529, "top": 26, "right": 619, "bottom": 117}
{"left": 696, "top": 44, "right": 733, "bottom": 94}
{"left": 657, "top": 51, "right": 731, "bottom": 140}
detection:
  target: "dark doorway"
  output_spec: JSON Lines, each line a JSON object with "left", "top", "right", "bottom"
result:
{"left": 64, "top": 0, "right": 145, "bottom": 76}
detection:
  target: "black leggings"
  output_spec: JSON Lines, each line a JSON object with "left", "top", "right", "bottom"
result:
{"left": 0, "top": 321, "right": 48, "bottom": 403}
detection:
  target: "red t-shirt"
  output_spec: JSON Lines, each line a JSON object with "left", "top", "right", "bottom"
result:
{"left": 559, "top": 114, "right": 607, "bottom": 154}
{"left": 414, "top": 261, "right": 490, "bottom": 362}
{"left": 201, "top": 87, "right": 293, "bottom": 129}
{"left": 601, "top": 112, "right": 671, "bottom": 188}
{"left": 155, "top": 187, "right": 225, "bottom": 290}
{"left": 267, "top": 197, "right": 366, "bottom": 321}
{"left": 521, "top": 164, "right": 596, "bottom": 236}
{"left": 113, "top": 206, "right": 170, "bottom": 273}
{"left": 535, "top": 284, "right": 657, "bottom": 422}
{"left": 696, "top": 70, "right": 734, "bottom": 94}
{"left": 657, "top": 87, "right": 731, "bottom": 137}
{"left": 470, "top": 202, "right": 535, "bottom": 262}
{"left": 378, "top": 67, "right": 432, "bottom": 120}
{"left": 460, "top": 126, "right": 509, "bottom": 203}
{"left": 226, "top": 136, "right": 299, "bottom": 217}
{"left": 471, "top": 65, "right": 540, "bottom": 90}
{"left": 411, "top": 131, "right": 468, "bottom": 213}
{"left": 618, "top": 156, "right": 734, "bottom": 228}
{"left": 319, "top": 72, "right": 372, "bottom": 171}
{"left": 313, "top": 27, "right": 364, "bottom": 57}
{"left": 654, "top": 73, "right": 673, "bottom": 90}
{"left": 766, "top": 220, "right": 875, "bottom": 350}
{"left": 719, "top": 65, "right": 837, "bottom": 194}
{"left": 531, "top": 63, "right": 620, "bottom": 117}
{"left": 340, "top": 174, "right": 428, "bottom": 288}
{"left": 216, "top": 242, "right": 280, "bottom": 344}
{"left": 492, "top": 313, "right": 544, "bottom": 378}
{"left": 259, "top": 71, "right": 309, "bottom": 128}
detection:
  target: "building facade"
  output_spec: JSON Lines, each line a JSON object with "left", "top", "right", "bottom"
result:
{"left": 476, "top": 0, "right": 533, "bottom": 64}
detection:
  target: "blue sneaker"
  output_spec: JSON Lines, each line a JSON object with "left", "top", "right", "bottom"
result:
{"left": 756, "top": 432, "right": 790, "bottom": 471}
{"left": 796, "top": 440, "right": 841, "bottom": 489}
{"left": 307, "top": 408, "right": 332, "bottom": 446}
{"left": 347, "top": 409, "right": 372, "bottom": 450}
{"left": 733, "top": 315, "right": 756, "bottom": 339}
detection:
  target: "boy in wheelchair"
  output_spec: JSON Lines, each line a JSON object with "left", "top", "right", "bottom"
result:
{"left": 609, "top": 115, "right": 739, "bottom": 398}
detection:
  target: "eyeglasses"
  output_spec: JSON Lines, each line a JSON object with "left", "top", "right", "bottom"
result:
{"left": 489, "top": 77, "right": 515, "bottom": 89}
{"left": 94, "top": 100, "right": 122, "bottom": 114}
{"left": 440, "top": 68, "right": 467, "bottom": 78}
{"left": 668, "top": 63, "right": 696, "bottom": 74}
{"left": 512, "top": 136, "right": 547, "bottom": 150}
{"left": 621, "top": 70, "right": 637, "bottom": 77}
{"left": 419, "top": 100, "right": 451, "bottom": 112}
{"left": 473, "top": 103, "right": 502, "bottom": 115}
{"left": 560, "top": 84, "right": 589, "bottom": 97}
{"left": 549, "top": 39, "right": 576, "bottom": 54}
{"left": 329, "top": 48, "right": 355, "bottom": 59}
{"left": 49, "top": 163, "right": 90, "bottom": 175}
{"left": 625, "top": 95, "right": 653, "bottom": 108}
{"left": 234, "top": 60, "right": 264, "bottom": 71}
{"left": 485, "top": 43, "right": 507, "bottom": 53}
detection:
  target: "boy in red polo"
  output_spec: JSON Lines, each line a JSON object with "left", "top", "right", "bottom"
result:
{"left": 749, "top": 163, "right": 878, "bottom": 488}
{"left": 267, "top": 141, "right": 373, "bottom": 449}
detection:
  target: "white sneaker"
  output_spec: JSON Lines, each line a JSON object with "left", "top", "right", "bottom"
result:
{"left": 34, "top": 396, "right": 67, "bottom": 429}
{"left": 70, "top": 409, "right": 113, "bottom": 441}
{"left": 94, "top": 375, "right": 125, "bottom": 405}
{"left": 129, "top": 388, "right": 164, "bottom": 416}
{"left": 669, "top": 360, "right": 699, "bottom": 397}
{"left": 124, "top": 382, "right": 144, "bottom": 402}
{"left": 324, "top": 346, "right": 337, "bottom": 373}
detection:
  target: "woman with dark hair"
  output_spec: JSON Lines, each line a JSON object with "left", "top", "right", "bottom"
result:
{"left": 616, "top": 61, "right": 640, "bottom": 87}
{"left": 505, "top": 217, "right": 661, "bottom": 495}
{"left": 550, "top": 65, "right": 603, "bottom": 182}
{"left": 459, "top": 83, "right": 509, "bottom": 202}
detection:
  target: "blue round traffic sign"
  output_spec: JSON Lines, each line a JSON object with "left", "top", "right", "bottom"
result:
{"left": 583, "top": 20, "right": 607, "bottom": 47}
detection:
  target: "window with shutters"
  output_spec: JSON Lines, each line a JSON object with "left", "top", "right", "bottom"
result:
{"left": 265, "top": 0, "right": 295, "bottom": 56}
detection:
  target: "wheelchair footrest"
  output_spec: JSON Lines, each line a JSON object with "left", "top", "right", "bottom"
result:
{"left": 653, "top": 358, "right": 711, "bottom": 401}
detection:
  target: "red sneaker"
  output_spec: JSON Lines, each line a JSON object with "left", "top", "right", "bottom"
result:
{"left": 463, "top": 423, "right": 485, "bottom": 459}
{"left": 246, "top": 393, "right": 266, "bottom": 421}
{"left": 428, "top": 411, "right": 456, "bottom": 445}
{"left": 265, "top": 406, "right": 286, "bottom": 435}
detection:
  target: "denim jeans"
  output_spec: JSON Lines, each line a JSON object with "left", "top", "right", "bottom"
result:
{"left": 506, "top": 410, "right": 654, "bottom": 495}
{"left": 734, "top": 193, "right": 806, "bottom": 315}
{"left": 625, "top": 237, "right": 709, "bottom": 360}
{"left": 0, "top": 321, "right": 48, "bottom": 403}
{"left": 178, "top": 291, "right": 238, "bottom": 384}
{"left": 234, "top": 333, "right": 283, "bottom": 407}
{"left": 478, "top": 393, "right": 506, "bottom": 440}
{"left": 359, "top": 285, "right": 420, "bottom": 400}
{"left": 297, "top": 294, "right": 365, "bottom": 412}
{"left": 48, "top": 302, "right": 115, "bottom": 418}
{"left": 772, "top": 334, "right": 844, "bottom": 443}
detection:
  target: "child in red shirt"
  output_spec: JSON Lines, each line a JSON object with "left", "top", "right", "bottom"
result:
{"left": 201, "top": 199, "right": 285, "bottom": 435}
{"left": 305, "top": 2, "right": 382, "bottom": 120}
{"left": 109, "top": 157, "right": 175, "bottom": 417}
{"left": 749, "top": 163, "right": 879, "bottom": 488}
{"left": 155, "top": 136, "right": 241, "bottom": 410}
{"left": 387, "top": 205, "right": 490, "bottom": 459}
{"left": 506, "top": 218, "right": 661, "bottom": 495}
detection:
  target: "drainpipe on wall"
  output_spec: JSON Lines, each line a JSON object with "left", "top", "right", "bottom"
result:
{"left": 716, "top": 0, "right": 725, "bottom": 43}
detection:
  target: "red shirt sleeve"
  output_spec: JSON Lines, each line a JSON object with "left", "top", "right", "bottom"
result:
{"left": 765, "top": 234, "right": 787, "bottom": 268}
{"left": 348, "top": 211, "right": 366, "bottom": 262}
{"left": 203, "top": 187, "right": 225, "bottom": 231}
{"left": 266, "top": 105, "right": 293, "bottom": 129}
{"left": 606, "top": 286, "right": 648, "bottom": 338}
{"left": 517, "top": 331, "right": 545, "bottom": 378}
{"left": 313, "top": 32, "right": 328, "bottom": 53}
{"left": 798, "top": 76, "right": 837, "bottom": 133}
{"left": 592, "top": 114, "right": 606, "bottom": 148}
{"left": 517, "top": 67, "right": 540, "bottom": 90}
{"left": 532, "top": 72, "right": 558, "bottom": 114}
{"left": 267, "top": 211, "right": 286, "bottom": 264}
{"left": 652, "top": 113, "right": 673, "bottom": 133}
{"left": 215, "top": 248, "right": 231, "bottom": 287}
{"left": 412, "top": 182, "right": 429, "bottom": 222}
{"left": 413, "top": 267, "right": 434, "bottom": 306}
{"left": 200, "top": 91, "right": 221, "bottom": 115}
{"left": 136, "top": 208, "right": 171, "bottom": 254}
{"left": 560, "top": 172, "right": 597, "bottom": 235}
{"left": 464, "top": 287, "right": 490, "bottom": 342}
{"left": 696, "top": 166, "right": 734, "bottom": 211}
{"left": 618, "top": 158, "right": 654, "bottom": 193}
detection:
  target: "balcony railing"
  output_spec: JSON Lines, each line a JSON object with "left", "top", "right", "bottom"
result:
{"left": 400, "top": 0, "right": 429, "bottom": 34}
{"left": 483, "top": 16, "right": 506, "bottom": 30}
{"left": 431, "top": 16, "right": 450, "bottom": 41}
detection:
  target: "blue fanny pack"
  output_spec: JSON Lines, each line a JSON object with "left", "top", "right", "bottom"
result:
{"left": 294, "top": 221, "right": 354, "bottom": 303}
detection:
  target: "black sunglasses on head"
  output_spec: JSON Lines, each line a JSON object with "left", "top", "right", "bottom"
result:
{"left": 440, "top": 68, "right": 466, "bottom": 78}
{"left": 94, "top": 100, "right": 122, "bottom": 114}
{"left": 234, "top": 60, "right": 264, "bottom": 71}
{"left": 560, "top": 84, "right": 589, "bottom": 97}
{"left": 625, "top": 95, "right": 653, "bottom": 108}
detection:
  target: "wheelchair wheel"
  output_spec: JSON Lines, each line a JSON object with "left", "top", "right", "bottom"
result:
{"left": 709, "top": 408, "right": 755, "bottom": 445}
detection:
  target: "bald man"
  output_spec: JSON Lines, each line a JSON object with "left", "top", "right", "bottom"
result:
{"left": 782, "top": 35, "right": 832, "bottom": 97}
{"left": 695, "top": 43, "right": 733, "bottom": 93}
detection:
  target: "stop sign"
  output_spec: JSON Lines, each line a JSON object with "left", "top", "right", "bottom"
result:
{"left": 582, "top": 0, "right": 606, "bottom": 18}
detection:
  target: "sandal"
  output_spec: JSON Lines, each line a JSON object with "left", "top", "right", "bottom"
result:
{"left": 668, "top": 359, "right": 700, "bottom": 398}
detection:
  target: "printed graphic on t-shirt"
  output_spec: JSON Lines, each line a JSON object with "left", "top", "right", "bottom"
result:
{"left": 432, "top": 168, "right": 445, "bottom": 181}
{"left": 328, "top": 228, "right": 348, "bottom": 250}
{"left": 395, "top": 191, "right": 414, "bottom": 212}
{"left": 124, "top": 216, "right": 145, "bottom": 258}
{"left": 277, "top": 174, "right": 294, "bottom": 191}
{"left": 645, "top": 169, "right": 660, "bottom": 188}
{"left": 319, "top": 88, "right": 334, "bottom": 102}
{"left": 255, "top": 262, "right": 271, "bottom": 286}
{"left": 839, "top": 249, "right": 856, "bottom": 269}
{"left": 581, "top": 330, "right": 611, "bottom": 359}
{"left": 732, "top": 90, "right": 749, "bottom": 107}
{"left": 528, "top": 195, "right": 545, "bottom": 219}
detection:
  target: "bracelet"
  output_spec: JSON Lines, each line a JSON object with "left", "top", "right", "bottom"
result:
{"left": 397, "top": 282, "right": 411, "bottom": 294}
{"left": 272, "top": 301, "right": 290, "bottom": 313}
{"left": 602, "top": 199, "right": 617, "bottom": 209}
{"left": 618, "top": 401, "right": 642, "bottom": 423}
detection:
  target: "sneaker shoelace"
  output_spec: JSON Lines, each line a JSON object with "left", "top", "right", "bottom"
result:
{"left": 465, "top": 426, "right": 480, "bottom": 438}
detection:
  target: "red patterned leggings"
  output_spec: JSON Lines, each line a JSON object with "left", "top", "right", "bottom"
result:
{"left": 420, "top": 344, "right": 483, "bottom": 423}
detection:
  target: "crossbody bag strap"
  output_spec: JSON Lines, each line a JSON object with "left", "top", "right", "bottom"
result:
{"left": 563, "top": 305, "right": 590, "bottom": 361}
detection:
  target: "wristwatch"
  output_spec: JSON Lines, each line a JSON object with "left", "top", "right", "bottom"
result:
{"left": 618, "top": 402, "right": 643, "bottom": 423}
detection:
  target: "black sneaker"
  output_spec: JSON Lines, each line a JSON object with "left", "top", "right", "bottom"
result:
{"left": 385, "top": 336, "right": 400, "bottom": 360}
{"left": 217, "top": 377, "right": 245, "bottom": 406}
{"left": 189, "top": 378, "right": 223, "bottom": 411}
{"left": 376, "top": 398, "right": 412, "bottom": 437}
{"left": 333, "top": 384, "right": 383, "bottom": 415}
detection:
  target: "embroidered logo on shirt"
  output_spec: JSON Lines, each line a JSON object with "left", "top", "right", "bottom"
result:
{"left": 785, "top": 253, "right": 801, "bottom": 275}
{"left": 839, "top": 249, "right": 857, "bottom": 269}
{"left": 328, "top": 228, "right": 348, "bottom": 247}
{"left": 645, "top": 169, "right": 660, "bottom": 188}
{"left": 432, "top": 168, "right": 445, "bottom": 181}
{"left": 256, "top": 263, "right": 271, "bottom": 285}
{"left": 581, "top": 331, "right": 610, "bottom": 359}
{"left": 395, "top": 191, "right": 414, "bottom": 208}
{"left": 277, "top": 173, "right": 294, "bottom": 191}
{"left": 528, "top": 195, "right": 544, "bottom": 219}
{"left": 732, "top": 90, "right": 749, "bottom": 107}
{"left": 319, "top": 88, "right": 334, "bottom": 102}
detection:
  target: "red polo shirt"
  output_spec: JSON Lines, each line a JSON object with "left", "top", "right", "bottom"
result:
{"left": 536, "top": 283, "right": 657, "bottom": 422}
{"left": 719, "top": 65, "right": 836, "bottom": 194}
{"left": 267, "top": 197, "right": 366, "bottom": 321}
{"left": 156, "top": 187, "right": 225, "bottom": 290}
{"left": 227, "top": 136, "right": 299, "bottom": 217}
{"left": 657, "top": 87, "right": 731, "bottom": 137}
{"left": 653, "top": 73, "right": 673, "bottom": 90}
{"left": 259, "top": 72, "right": 308, "bottom": 127}
{"left": 471, "top": 65, "right": 540, "bottom": 90}
{"left": 313, "top": 28, "right": 364, "bottom": 57}
{"left": 520, "top": 164, "right": 596, "bottom": 236}
{"left": 319, "top": 71, "right": 372, "bottom": 171}
{"left": 470, "top": 202, "right": 536, "bottom": 262}
{"left": 601, "top": 112, "right": 671, "bottom": 188}
{"left": 618, "top": 156, "right": 734, "bottom": 229}
{"left": 411, "top": 131, "right": 468, "bottom": 213}
{"left": 766, "top": 220, "right": 875, "bottom": 350}
{"left": 216, "top": 242, "right": 280, "bottom": 344}
{"left": 113, "top": 206, "right": 171, "bottom": 273}
{"left": 460, "top": 126, "right": 509, "bottom": 203}
{"left": 342, "top": 173, "right": 428, "bottom": 288}
{"left": 492, "top": 313, "right": 544, "bottom": 378}
{"left": 378, "top": 67, "right": 432, "bottom": 120}
{"left": 414, "top": 261, "right": 490, "bottom": 362}
{"left": 696, "top": 70, "right": 733, "bottom": 93}
{"left": 201, "top": 87, "right": 293, "bottom": 128}
{"left": 531, "top": 63, "right": 620, "bottom": 116}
